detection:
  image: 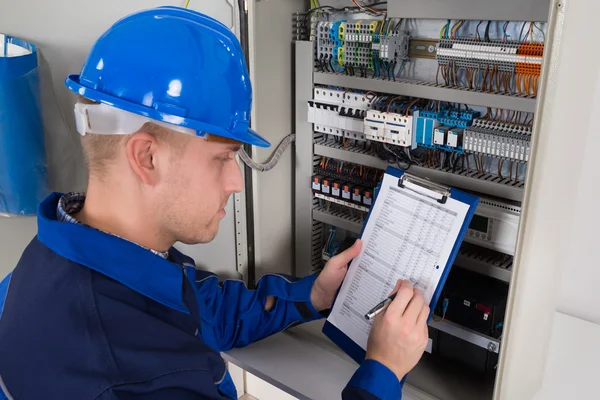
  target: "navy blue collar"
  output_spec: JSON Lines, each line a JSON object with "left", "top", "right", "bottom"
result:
{"left": 37, "top": 193, "right": 188, "bottom": 314}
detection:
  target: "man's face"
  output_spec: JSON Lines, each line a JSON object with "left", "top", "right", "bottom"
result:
{"left": 157, "top": 135, "right": 243, "bottom": 245}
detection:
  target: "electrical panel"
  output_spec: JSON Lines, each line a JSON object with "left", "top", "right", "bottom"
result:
{"left": 294, "top": 2, "right": 550, "bottom": 399}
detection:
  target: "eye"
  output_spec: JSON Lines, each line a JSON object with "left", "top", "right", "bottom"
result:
{"left": 218, "top": 153, "right": 236, "bottom": 164}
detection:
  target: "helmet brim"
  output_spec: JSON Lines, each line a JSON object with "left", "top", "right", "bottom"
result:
{"left": 65, "top": 74, "right": 271, "bottom": 148}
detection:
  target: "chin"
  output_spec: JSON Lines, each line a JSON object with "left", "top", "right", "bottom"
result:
{"left": 195, "top": 224, "right": 221, "bottom": 244}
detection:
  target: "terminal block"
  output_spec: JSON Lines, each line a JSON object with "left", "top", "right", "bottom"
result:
{"left": 436, "top": 39, "right": 544, "bottom": 96}
{"left": 379, "top": 33, "right": 409, "bottom": 62}
{"left": 463, "top": 119, "right": 532, "bottom": 162}
{"left": 437, "top": 39, "right": 521, "bottom": 73}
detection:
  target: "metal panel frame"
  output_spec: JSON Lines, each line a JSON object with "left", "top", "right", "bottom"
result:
{"left": 294, "top": 41, "right": 316, "bottom": 278}
{"left": 495, "top": 1, "right": 571, "bottom": 398}
{"left": 429, "top": 319, "right": 501, "bottom": 354}
{"left": 314, "top": 73, "right": 537, "bottom": 113}
{"left": 388, "top": 0, "right": 551, "bottom": 22}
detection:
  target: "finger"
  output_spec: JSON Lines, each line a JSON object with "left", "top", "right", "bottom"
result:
{"left": 387, "top": 279, "right": 402, "bottom": 296}
{"left": 417, "top": 303, "right": 430, "bottom": 329}
{"left": 386, "top": 280, "right": 414, "bottom": 316}
{"left": 330, "top": 239, "right": 362, "bottom": 268}
{"left": 403, "top": 289, "right": 425, "bottom": 323}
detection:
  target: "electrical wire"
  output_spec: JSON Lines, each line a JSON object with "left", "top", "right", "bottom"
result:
{"left": 502, "top": 21, "right": 510, "bottom": 43}
{"left": 184, "top": 0, "right": 190, "bottom": 8}
{"left": 440, "top": 19, "right": 451, "bottom": 39}
{"left": 485, "top": 21, "right": 491, "bottom": 42}
{"left": 534, "top": 23, "right": 546, "bottom": 42}
{"left": 238, "top": 133, "right": 295, "bottom": 172}
{"left": 351, "top": 0, "right": 385, "bottom": 14}
{"left": 476, "top": 20, "right": 484, "bottom": 41}
{"left": 519, "top": 21, "right": 529, "bottom": 43}
{"left": 451, "top": 20, "right": 465, "bottom": 39}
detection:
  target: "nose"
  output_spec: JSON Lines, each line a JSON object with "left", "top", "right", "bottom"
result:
{"left": 225, "top": 158, "right": 244, "bottom": 194}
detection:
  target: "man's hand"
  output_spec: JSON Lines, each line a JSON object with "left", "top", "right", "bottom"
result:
{"left": 366, "top": 280, "right": 429, "bottom": 380}
{"left": 310, "top": 240, "right": 362, "bottom": 312}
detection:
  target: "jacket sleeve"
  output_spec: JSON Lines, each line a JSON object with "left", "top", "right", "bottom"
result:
{"left": 193, "top": 272, "right": 323, "bottom": 352}
{"left": 342, "top": 360, "right": 403, "bottom": 400}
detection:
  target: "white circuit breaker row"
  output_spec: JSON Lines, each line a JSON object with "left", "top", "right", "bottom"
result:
{"left": 308, "top": 87, "right": 416, "bottom": 147}
{"left": 308, "top": 102, "right": 367, "bottom": 141}
{"left": 308, "top": 88, "right": 372, "bottom": 141}
{"left": 463, "top": 122, "right": 532, "bottom": 162}
{"left": 363, "top": 110, "right": 414, "bottom": 148}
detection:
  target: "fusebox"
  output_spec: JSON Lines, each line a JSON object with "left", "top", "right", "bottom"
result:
{"left": 435, "top": 267, "right": 508, "bottom": 338}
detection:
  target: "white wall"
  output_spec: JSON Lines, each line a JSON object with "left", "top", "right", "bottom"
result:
{"left": 0, "top": 0, "right": 239, "bottom": 278}
{"left": 554, "top": 72, "right": 600, "bottom": 324}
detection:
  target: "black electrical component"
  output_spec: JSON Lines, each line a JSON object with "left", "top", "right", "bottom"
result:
{"left": 331, "top": 181, "right": 342, "bottom": 198}
{"left": 321, "top": 178, "right": 331, "bottom": 196}
{"left": 351, "top": 187, "right": 363, "bottom": 204}
{"left": 362, "top": 189, "right": 373, "bottom": 207}
{"left": 312, "top": 175, "right": 323, "bottom": 193}
{"left": 342, "top": 183, "right": 352, "bottom": 201}
{"left": 435, "top": 267, "right": 508, "bottom": 338}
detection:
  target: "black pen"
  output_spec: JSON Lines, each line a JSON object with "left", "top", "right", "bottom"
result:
{"left": 364, "top": 292, "right": 397, "bottom": 320}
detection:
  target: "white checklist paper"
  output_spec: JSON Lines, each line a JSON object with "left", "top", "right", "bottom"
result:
{"left": 327, "top": 173, "right": 470, "bottom": 350}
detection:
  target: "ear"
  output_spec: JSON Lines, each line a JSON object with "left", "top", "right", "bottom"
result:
{"left": 125, "top": 132, "right": 159, "bottom": 185}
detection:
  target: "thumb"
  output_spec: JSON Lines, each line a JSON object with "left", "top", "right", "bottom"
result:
{"left": 330, "top": 239, "right": 362, "bottom": 268}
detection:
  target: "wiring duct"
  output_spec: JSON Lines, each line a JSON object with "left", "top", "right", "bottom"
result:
{"left": 238, "top": 134, "right": 296, "bottom": 172}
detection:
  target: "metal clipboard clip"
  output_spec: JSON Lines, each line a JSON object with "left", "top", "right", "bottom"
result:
{"left": 398, "top": 173, "right": 451, "bottom": 204}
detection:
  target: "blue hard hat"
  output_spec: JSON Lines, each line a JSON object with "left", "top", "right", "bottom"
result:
{"left": 65, "top": 6, "right": 270, "bottom": 147}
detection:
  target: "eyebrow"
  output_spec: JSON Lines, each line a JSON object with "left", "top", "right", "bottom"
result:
{"left": 228, "top": 145, "right": 243, "bottom": 152}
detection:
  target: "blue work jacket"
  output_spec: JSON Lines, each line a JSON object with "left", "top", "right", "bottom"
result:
{"left": 0, "top": 193, "right": 402, "bottom": 399}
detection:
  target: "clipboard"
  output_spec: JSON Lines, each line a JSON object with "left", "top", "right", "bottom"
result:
{"left": 322, "top": 166, "right": 480, "bottom": 365}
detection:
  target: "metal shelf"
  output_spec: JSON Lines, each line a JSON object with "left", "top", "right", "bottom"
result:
{"left": 314, "top": 141, "right": 525, "bottom": 202}
{"left": 313, "top": 207, "right": 363, "bottom": 234}
{"left": 455, "top": 243, "right": 513, "bottom": 283}
{"left": 429, "top": 318, "right": 501, "bottom": 354}
{"left": 314, "top": 72, "right": 537, "bottom": 113}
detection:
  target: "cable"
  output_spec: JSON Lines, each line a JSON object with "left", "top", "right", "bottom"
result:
{"left": 184, "top": 0, "right": 190, "bottom": 8}
{"left": 476, "top": 20, "right": 483, "bottom": 41}
{"left": 502, "top": 21, "right": 510, "bottom": 43}
{"left": 238, "top": 133, "right": 295, "bottom": 172}
{"left": 440, "top": 19, "right": 451, "bottom": 39}
{"left": 304, "top": 2, "right": 388, "bottom": 15}
{"left": 351, "top": 0, "right": 384, "bottom": 14}
{"left": 534, "top": 23, "right": 546, "bottom": 42}
{"left": 432, "top": 298, "right": 449, "bottom": 322}
{"left": 451, "top": 20, "right": 464, "bottom": 39}
{"left": 519, "top": 21, "right": 528, "bottom": 43}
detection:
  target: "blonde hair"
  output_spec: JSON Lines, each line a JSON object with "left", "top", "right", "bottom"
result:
{"left": 78, "top": 97, "right": 187, "bottom": 179}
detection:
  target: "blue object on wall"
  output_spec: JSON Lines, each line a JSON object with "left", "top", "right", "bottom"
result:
{"left": 0, "top": 35, "right": 48, "bottom": 216}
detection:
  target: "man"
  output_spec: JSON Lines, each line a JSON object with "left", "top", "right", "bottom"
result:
{"left": 0, "top": 7, "right": 429, "bottom": 400}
